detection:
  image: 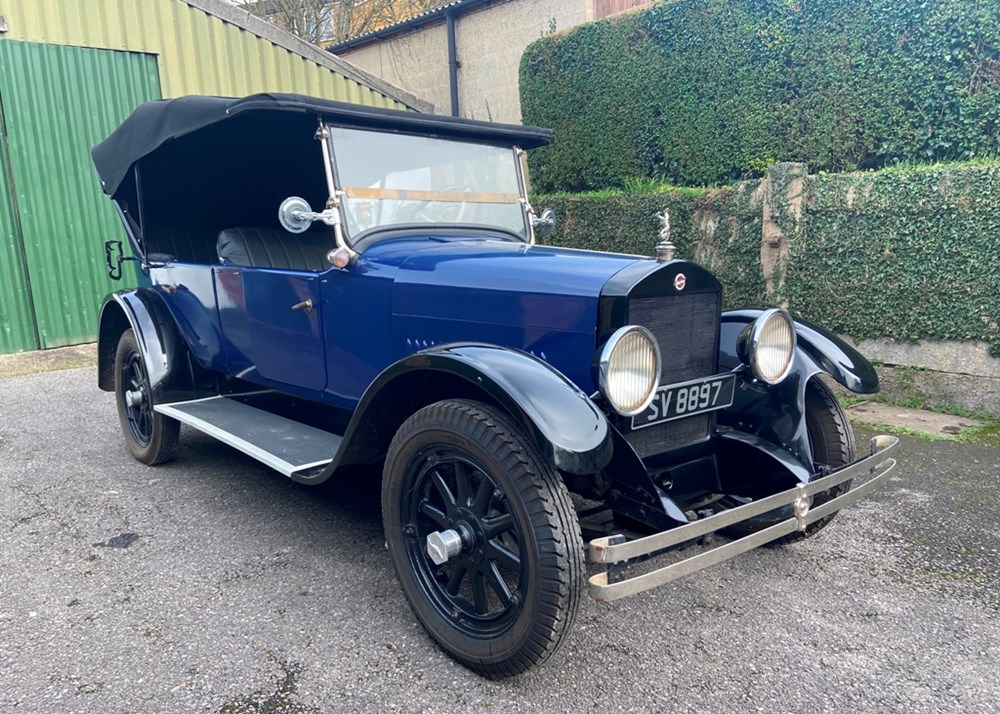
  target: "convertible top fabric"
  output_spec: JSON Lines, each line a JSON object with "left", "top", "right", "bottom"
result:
{"left": 91, "top": 93, "right": 553, "bottom": 198}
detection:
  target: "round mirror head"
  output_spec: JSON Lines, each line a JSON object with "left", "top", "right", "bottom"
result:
{"left": 279, "top": 196, "right": 313, "bottom": 234}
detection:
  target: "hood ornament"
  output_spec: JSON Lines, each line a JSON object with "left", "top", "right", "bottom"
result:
{"left": 655, "top": 209, "right": 677, "bottom": 262}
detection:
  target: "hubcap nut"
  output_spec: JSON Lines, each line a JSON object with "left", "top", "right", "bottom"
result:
{"left": 426, "top": 529, "right": 463, "bottom": 565}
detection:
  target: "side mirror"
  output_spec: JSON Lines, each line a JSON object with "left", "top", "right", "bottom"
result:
{"left": 279, "top": 196, "right": 342, "bottom": 233}
{"left": 278, "top": 196, "right": 314, "bottom": 234}
{"left": 531, "top": 207, "right": 556, "bottom": 238}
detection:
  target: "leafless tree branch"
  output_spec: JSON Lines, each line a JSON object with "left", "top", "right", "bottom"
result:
{"left": 231, "top": 0, "right": 450, "bottom": 45}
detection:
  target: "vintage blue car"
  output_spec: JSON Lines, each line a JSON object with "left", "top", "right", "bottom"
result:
{"left": 92, "top": 93, "right": 898, "bottom": 678}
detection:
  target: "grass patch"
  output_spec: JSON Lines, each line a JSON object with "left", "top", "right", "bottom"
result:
{"left": 0, "top": 344, "right": 97, "bottom": 379}
{"left": 839, "top": 393, "right": 1000, "bottom": 447}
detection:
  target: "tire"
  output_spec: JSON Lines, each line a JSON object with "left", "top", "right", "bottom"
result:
{"left": 777, "top": 377, "right": 856, "bottom": 543}
{"left": 729, "top": 378, "right": 856, "bottom": 545}
{"left": 113, "top": 329, "right": 179, "bottom": 465}
{"left": 382, "top": 399, "right": 584, "bottom": 678}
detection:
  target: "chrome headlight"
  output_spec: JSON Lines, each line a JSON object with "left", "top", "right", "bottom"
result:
{"left": 598, "top": 326, "right": 661, "bottom": 416}
{"left": 744, "top": 308, "right": 796, "bottom": 384}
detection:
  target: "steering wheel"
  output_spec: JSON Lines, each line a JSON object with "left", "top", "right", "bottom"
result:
{"left": 413, "top": 185, "right": 471, "bottom": 224}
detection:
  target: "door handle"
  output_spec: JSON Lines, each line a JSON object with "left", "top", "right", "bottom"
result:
{"left": 291, "top": 299, "right": 314, "bottom": 313}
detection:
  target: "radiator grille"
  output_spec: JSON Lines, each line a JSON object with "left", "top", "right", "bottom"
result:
{"left": 625, "top": 414, "right": 710, "bottom": 458}
{"left": 625, "top": 291, "right": 721, "bottom": 457}
{"left": 628, "top": 292, "right": 720, "bottom": 385}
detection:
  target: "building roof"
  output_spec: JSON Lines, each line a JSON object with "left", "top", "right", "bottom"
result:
{"left": 326, "top": 0, "right": 496, "bottom": 54}
{"left": 194, "top": 0, "right": 432, "bottom": 111}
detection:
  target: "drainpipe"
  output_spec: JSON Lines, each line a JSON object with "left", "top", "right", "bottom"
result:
{"left": 446, "top": 10, "right": 459, "bottom": 117}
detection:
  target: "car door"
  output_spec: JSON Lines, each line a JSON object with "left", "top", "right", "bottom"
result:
{"left": 216, "top": 265, "right": 326, "bottom": 391}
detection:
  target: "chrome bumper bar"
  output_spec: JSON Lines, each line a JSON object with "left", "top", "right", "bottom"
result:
{"left": 588, "top": 435, "right": 899, "bottom": 602}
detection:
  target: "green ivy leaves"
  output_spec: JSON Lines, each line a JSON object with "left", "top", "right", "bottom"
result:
{"left": 535, "top": 162, "right": 1000, "bottom": 355}
{"left": 520, "top": 0, "right": 1000, "bottom": 191}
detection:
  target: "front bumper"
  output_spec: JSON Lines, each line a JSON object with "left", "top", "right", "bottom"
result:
{"left": 587, "top": 434, "right": 900, "bottom": 602}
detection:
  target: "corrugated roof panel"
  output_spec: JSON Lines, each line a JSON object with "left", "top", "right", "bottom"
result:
{"left": 0, "top": 0, "right": 409, "bottom": 108}
{"left": 0, "top": 40, "right": 161, "bottom": 348}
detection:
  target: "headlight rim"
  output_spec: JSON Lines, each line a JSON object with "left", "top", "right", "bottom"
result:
{"left": 747, "top": 307, "right": 796, "bottom": 385}
{"left": 598, "top": 325, "right": 662, "bottom": 417}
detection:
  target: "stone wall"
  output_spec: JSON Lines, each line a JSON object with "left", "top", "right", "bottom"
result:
{"left": 857, "top": 342, "right": 1000, "bottom": 415}
{"left": 335, "top": 0, "right": 592, "bottom": 121}
{"left": 335, "top": 23, "right": 450, "bottom": 114}
{"left": 536, "top": 161, "right": 1000, "bottom": 415}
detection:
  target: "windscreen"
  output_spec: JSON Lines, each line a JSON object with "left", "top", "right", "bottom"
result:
{"left": 328, "top": 125, "right": 527, "bottom": 241}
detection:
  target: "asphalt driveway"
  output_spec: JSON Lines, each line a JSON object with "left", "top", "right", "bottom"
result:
{"left": 1, "top": 367, "right": 997, "bottom": 713}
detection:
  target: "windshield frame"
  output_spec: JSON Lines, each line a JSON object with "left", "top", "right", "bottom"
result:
{"left": 321, "top": 121, "right": 535, "bottom": 248}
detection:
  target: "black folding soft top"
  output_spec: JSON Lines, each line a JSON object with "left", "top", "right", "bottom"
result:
{"left": 92, "top": 92, "right": 553, "bottom": 199}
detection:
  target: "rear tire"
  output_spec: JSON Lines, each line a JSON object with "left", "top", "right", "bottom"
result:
{"left": 382, "top": 399, "right": 583, "bottom": 678}
{"left": 113, "top": 329, "right": 179, "bottom": 465}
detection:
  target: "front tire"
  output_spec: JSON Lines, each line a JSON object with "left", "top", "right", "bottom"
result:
{"left": 724, "top": 378, "right": 856, "bottom": 544}
{"left": 382, "top": 399, "right": 583, "bottom": 678}
{"left": 113, "top": 329, "right": 179, "bottom": 465}
{"left": 782, "top": 377, "right": 856, "bottom": 542}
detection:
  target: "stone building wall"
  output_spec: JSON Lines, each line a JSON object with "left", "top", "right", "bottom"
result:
{"left": 336, "top": 0, "right": 593, "bottom": 122}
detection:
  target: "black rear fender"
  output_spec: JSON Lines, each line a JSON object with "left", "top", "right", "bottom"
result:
{"left": 97, "top": 290, "right": 212, "bottom": 403}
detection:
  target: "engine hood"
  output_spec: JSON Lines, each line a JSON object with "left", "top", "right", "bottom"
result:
{"left": 385, "top": 237, "right": 643, "bottom": 332}
{"left": 365, "top": 236, "right": 649, "bottom": 392}
{"left": 359, "top": 234, "right": 721, "bottom": 393}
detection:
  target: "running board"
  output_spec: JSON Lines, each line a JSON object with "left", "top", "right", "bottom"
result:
{"left": 155, "top": 396, "right": 342, "bottom": 478}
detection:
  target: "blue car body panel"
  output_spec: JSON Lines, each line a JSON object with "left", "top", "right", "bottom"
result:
{"left": 151, "top": 236, "right": 644, "bottom": 408}
{"left": 388, "top": 238, "right": 638, "bottom": 394}
{"left": 147, "top": 264, "right": 227, "bottom": 372}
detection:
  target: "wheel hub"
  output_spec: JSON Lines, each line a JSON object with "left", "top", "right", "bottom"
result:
{"left": 426, "top": 521, "right": 474, "bottom": 565}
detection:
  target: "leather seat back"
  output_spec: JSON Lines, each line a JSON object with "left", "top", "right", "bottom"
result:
{"left": 216, "top": 227, "right": 333, "bottom": 271}
{"left": 147, "top": 229, "right": 217, "bottom": 264}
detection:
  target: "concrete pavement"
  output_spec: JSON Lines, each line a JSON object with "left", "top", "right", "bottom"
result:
{"left": 0, "top": 366, "right": 997, "bottom": 712}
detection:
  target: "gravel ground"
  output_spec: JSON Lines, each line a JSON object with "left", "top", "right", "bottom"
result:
{"left": 1, "top": 367, "right": 997, "bottom": 713}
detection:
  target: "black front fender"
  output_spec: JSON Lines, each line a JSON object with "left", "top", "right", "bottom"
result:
{"left": 720, "top": 309, "right": 878, "bottom": 393}
{"left": 717, "top": 309, "right": 878, "bottom": 472}
{"left": 301, "top": 343, "right": 613, "bottom": 484}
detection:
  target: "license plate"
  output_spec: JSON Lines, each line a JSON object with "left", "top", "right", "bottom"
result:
{"left": 631, "top": 374, "right": 736, "bottom": 430}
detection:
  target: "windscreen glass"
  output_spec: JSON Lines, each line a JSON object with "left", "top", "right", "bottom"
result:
{"left": 328, "top": 125, "right": 527, "bottom": 241}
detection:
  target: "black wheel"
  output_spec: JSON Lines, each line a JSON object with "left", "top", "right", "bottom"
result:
{"left": 727, "top": 378, "right": 855, "bottom": 544}
{"left": 783, "top": 377, "right": 856, "bottom": 542}
{"left": 382, "top": 399, "right": 583, "bottom": 678}
{"left": 113, "top": 329, "right": 179, "bottom": 465}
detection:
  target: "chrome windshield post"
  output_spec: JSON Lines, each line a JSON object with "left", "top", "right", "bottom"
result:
{"left": 315, "top": 120, "right": 358, "bottom": 262}
{"left": 514, "top": 146, "right": 537, "bottom": 245}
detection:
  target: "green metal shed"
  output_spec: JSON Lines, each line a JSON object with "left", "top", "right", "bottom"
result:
{"left": 0, "top": 0, "right": 424, "bottom": 354}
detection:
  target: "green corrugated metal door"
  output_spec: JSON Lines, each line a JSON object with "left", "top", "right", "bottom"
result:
{"left": 0, "top": 40, "right": 160, "bottom": 352}
{"left": 0, "top": 97, "right": 37, "bottom": 352}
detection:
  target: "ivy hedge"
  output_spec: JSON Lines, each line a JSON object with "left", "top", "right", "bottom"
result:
{"left": 536, "top": 163, "right": 1000, "bottom": 354}
{"left": 521, "top": 0, "right": 1000, "bottom": 191}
